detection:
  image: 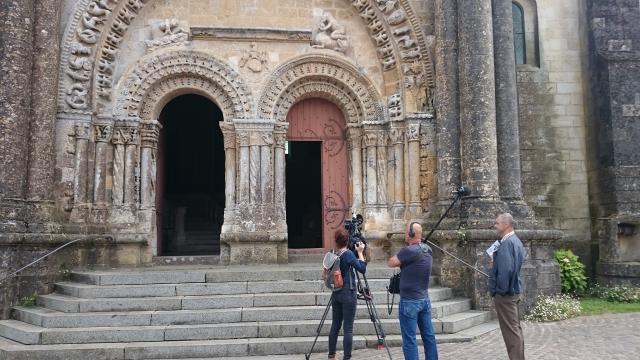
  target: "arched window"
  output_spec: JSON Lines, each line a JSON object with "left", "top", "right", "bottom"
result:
{"left": 512, "top": 2, "right": 526, "bottom": 65}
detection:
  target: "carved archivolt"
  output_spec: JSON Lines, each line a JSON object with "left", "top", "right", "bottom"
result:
{"left": 259, "top": 56, "right": 383, "bottom": 124}
{"left": 58, "top": 0, "right": 434, "bottom": 113}
{"left": 114, "top": 51, "right": 252, "bottom": 121}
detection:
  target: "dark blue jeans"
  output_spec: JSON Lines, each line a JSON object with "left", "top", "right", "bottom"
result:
{"left": 328, "top": 289, "right": 357, "bottom": 360}
{"left": 399, "top": 297, "right": 438, "bottom": 360}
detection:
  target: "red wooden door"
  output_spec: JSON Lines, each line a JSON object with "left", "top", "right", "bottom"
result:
{"left": 286, "top": 99, "right": 349, "bottom": 249}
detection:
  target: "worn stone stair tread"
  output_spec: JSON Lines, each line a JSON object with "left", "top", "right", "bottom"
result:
{"left": 0, "top": 332, "right": 493, "bottom": 360}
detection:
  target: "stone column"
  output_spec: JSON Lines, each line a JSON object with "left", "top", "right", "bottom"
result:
{"left": 139, "top": 121, "right": 161, "bottom": 209}
{"left": 406, "top": 123, "right": 422, "bottom": 215}
{"left": 390, "top": 126, "right": 405, "bottom": 219}
{"left": 123, "top": 130, "right": 139, "bottom": 206}
{"left": 363, "top": 129, "right": 378, "bottom": 205}
{"left": 260, "top": 133, "right": 274, "bottom": 204}
{"left": 458, "top": 0, "right": 503, "bottom": 222}
{"left": 274, "top": 123, "right": 288, "bottom": 221}
{"left": 492, "top": 0, "right": 530, "bottom": 216}
{"left": 249, "top": 134, "right": 261, "bottom": 204}
{"left": 0, "top": 0, "right": 34, "bottom": 231}
{"left": 26, "top": 0, "right": 61, "bottom": 202}
{"left": 434, "top": 0, "right": 462, "bottom": 203}
{"left": 237, "top": 132, "right": 250, "bottom": 204}
{"left": 70, "top": 122, "right": 91, "bottom": 221}
{"left": 220, "top": 123, "right": 236, "bottom": 209}
{"left": 376, "top": 131, "right": 388, "bottom": 205}
{"left": 110, "top": 126, "right": 139, "bottom": 223}
{"left": 92, "top": 124, "right": 112, "bottom": 202}
{"left": 346, "top": 126, "right": 363, "bottom": 214}
{"left": 111, "top": 128, "right": 126, "bottom": 206}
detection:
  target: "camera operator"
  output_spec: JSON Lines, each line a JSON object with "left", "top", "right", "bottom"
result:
{"left": 328, "top": 228, "right": 367, "bottom": 360}
{"left": 387, "top": 222, "right": 438, "bottom": 360}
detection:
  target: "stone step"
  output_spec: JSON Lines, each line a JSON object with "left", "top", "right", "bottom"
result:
{"left": 13, "top": 299, "right": 471, "bottom": 328}
{"left": 55, "top": 279, "right": 406, "bottom": 297}
{"left": 57, "top": 277, "right": 432, "bottom": 298}
{"left": 0, "top": 311, "right": 490, "bottom": 345}
{"left": 0, "top": 322, "right": 500, "bottom": 360}
{"left": 38, "top": 288, "right": 453, "bottom": 312}
{"left": 69, "top": 265, "right": 407, "bottom": 285}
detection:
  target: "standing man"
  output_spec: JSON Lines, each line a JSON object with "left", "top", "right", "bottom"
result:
{"left": 387, "top": 222, "right": 438, "bottom": 360}
{"left": 490, "top": 213, "right": 527, "bottom": 360}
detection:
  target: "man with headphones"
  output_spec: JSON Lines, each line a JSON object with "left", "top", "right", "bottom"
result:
{"left": 387, "top": 222, "right": 438, "bottom": 360}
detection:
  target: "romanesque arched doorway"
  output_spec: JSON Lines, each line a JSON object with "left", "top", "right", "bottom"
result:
{"left": 156, "top": 94, "right": 225, "bottom": 256}
{"left": 286, "top": 98, "right": 349, "bottom": 249}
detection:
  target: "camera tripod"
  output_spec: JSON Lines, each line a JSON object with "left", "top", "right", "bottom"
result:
{"left": 304, "top": 270, "right": 393, "bottom": 360}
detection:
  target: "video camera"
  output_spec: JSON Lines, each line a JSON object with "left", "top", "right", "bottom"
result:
{"left": 344, "top": 213, "right": 367, "bottom": 256}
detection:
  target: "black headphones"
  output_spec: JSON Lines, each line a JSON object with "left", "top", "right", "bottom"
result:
{"left": 408, "top": 222, "right": 420, "bottom": 238}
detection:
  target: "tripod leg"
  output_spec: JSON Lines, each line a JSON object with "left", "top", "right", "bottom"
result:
{"left": 355, "top": 273, "right": 393, "bottom": 360}
{"left": 305, "top": 294, "right": 333, "bottom": 360}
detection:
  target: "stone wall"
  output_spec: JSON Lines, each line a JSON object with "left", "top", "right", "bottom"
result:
{"left": 517, "top": 0, "right": 593, "bottom": 271}
{"left": 584, "top": 0, "right": 640, "bottom": 285}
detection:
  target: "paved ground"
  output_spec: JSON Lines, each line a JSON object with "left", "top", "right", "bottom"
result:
{"left": 223, "top": 313, "right": 640, "bottom": 360}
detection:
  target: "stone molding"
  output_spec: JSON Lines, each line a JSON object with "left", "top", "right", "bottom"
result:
{"left": 191, "top": 27, "right": 312, "bottom": 42}
{"left": 258, "top": 55, "right": 384, "bottom": 124}
{"left": 114, "top": 51, "right": 252, "bottom": 122}
{"left": 58, "top": 0, "right": 434, "bottom": 113}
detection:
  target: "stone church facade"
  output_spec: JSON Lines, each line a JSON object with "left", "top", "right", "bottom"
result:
{"left": 0, "top": 0, "right": 638, "bottom": 317}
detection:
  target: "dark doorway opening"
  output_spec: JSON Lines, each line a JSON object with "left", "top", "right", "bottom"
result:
{"left": 157, "top": 94, "right": 224, "bottom": 256}
{"left": 286, "top": 141, "right": 323, "bottom": 249}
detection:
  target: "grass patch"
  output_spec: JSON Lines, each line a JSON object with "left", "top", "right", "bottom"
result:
{"left": 579, "top": 298, "right": 640, "bottom": 316}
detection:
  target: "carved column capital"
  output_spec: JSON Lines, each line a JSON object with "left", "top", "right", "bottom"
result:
{"left": 112, "top": 126, "right": 139, "bottom": 145}
{"left": 74, "top": 122, "right": 91, "bottom": 140}
{"left": 363, "top": 131, "right": 378, "bottom": 148}
{"left": 220, "top": 123, "right": 236, "bottom": 150}
{"left": 237, "top": 132, "right": 250, "bottom": 147}
{"left": 406, "top": 123, "right": 420, "bottom": 142}
{"left": 274, "top": 121, "right": 289, "bottom": 149}
{"left": 140, "top": 120, "right": 162, "bottom": 148}
{"left": 345, "top": 126, "right": 363, "bottom": 149}
{"left": 93, "top": 124, "right": 113, "bottom": 143}
{"left": 390, "top": 127, "right": 405, "bottom": 144}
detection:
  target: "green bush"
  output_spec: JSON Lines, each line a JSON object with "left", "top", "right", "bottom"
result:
{"left": 18, "top": 294, "right": 37, "bottom": 307}
{"left": 525, "top": 294, "right": 582, "bottom": 322}
{"left": 554, "top": 249, "right": 587, "bottom": 294}
{"left": 589, "top": 284, "right": 640, "bottom": 303}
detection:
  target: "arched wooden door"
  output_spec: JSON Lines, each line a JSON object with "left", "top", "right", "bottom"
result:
{"left": 286, "top": 98, "right": 350, "bottom": 249}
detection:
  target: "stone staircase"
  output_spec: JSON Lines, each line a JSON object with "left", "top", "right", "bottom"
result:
{"left": 0, "top": 264, "right": 498, "bottom": 359}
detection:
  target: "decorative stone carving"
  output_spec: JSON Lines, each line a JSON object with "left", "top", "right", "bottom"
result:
{"left": 75, "top": 122, "right": 91, "bottom": 140}
{"left": 145, "top": 18, "right": 189, "bottom": 50}
{"left": 140, "top": 121, "right": 160, "bottom": 148}
{"left": 258, "top": 56, "right": 383, "bottom": 125}
{"left": 93, "top": 124, "right": 113, "bottom": 142}
{"left": 239, "top": 43, "right": 268, "bottom": 73}
{"left": 363, "top": 132, "right": 378, "bottom": 147}
{"left": 311, "top": 12, "right": 350, "bottom": 53}
{"left": 116, "top": 51, "right": 252, "bottom": 122}
{"left": 389, "top": 127, "right": 404, "bottom": 144}
{"left": 111, "top": 126, "right": 139, "bottom": 144}
{"left": 192, "top": 27, "right": 311, "bottom": 42}
{"left": 406, "top": 123, "right": 420, "bottom": 142}
{"left": 387, "top": 93, "right": 403, "bottom": 120}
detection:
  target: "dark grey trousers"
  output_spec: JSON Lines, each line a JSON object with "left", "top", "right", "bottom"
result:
{"left": 494, "top": 294, "right": 525, "bottom": 360}
{"left": 328, "top": 289, "right": 357, "bottom": 360}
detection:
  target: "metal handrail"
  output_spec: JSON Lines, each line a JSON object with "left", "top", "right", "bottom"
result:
{"left": 0, "top": 238, "right": 86, "bottom": 285}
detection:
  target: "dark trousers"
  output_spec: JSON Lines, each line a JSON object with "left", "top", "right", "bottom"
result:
{"left": 328, "top": 289, "right": 357, "bottom": 360}
{"left": 494, "top": 294, "right": 525, "bottom": 360}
